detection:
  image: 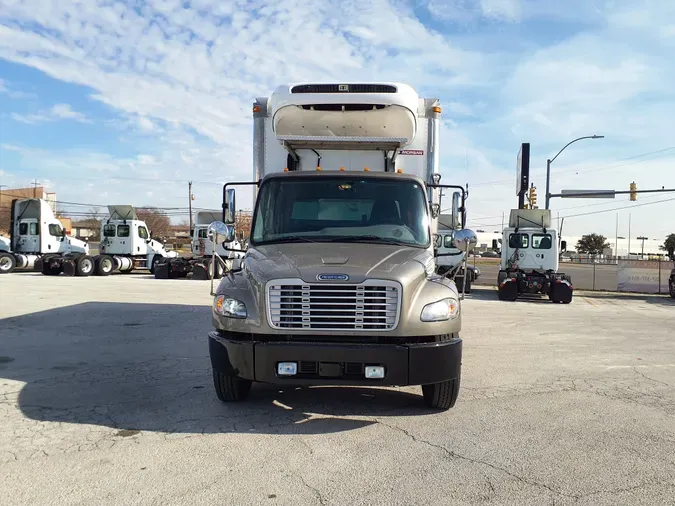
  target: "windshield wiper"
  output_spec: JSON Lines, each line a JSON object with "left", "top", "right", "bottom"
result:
{"left": 323, "top": 235, "right": 407, "bottom": 245}
{"left": 257, "top": 236, "right": 320, "bottom": 244}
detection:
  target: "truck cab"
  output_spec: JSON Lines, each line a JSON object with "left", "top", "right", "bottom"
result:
{"left": 207, "top": 82, "right": 476, "bottom": 410}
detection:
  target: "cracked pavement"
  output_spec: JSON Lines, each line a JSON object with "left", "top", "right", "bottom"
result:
{"left": 1, "top": 273, "right": 675, "bottom": 505}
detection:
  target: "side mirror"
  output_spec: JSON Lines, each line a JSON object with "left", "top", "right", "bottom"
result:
{"left": 208, "top": 221, "right": 235, "bottom": 244}
{"left": 451, "top": 192, "right": 461, "bottom": 230}
{"left": 561, "top": 240, "right": 567, "bottom": 251}
{"left": 430, "top": 203, "right": 440, "bottom": 219}
{"left": 224, "top": 188, "right": 236, "bottom": 224}
{"left": 454, "top": 229, "right": 478, "bottom": 252}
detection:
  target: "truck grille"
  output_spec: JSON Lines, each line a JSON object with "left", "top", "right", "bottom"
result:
{"left": 291, "top": 84, "right": 397, "bottom": 94}
{"left": 267, "top": 279, "right": 401, "bottom": 331}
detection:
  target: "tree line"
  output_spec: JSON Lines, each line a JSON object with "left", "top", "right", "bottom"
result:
{"left": 576, "top": 233, "right": 675, "bottom": 259}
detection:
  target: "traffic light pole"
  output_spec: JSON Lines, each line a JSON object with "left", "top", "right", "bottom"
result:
{"left": 548, "top": 188, "right": 675, "bottom": 199}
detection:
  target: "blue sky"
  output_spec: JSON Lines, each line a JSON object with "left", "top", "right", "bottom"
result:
{"left": 1, "top": 0, "right": 674, "bottom": 242}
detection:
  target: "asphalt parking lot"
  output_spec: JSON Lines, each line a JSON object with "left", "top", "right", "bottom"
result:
{"left": 1, "top": 273, "right": 674, "bottom": 505}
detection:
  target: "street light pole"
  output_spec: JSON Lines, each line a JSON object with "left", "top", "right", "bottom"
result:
{"left": 545, "top": 135, "right": 604, "bottom": 209}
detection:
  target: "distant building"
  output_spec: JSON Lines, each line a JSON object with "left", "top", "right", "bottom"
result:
{"left": 0, "top": 186, "right": 56, "bottom": 235}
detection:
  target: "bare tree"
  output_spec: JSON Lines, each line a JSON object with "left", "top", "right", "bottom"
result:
{"left": 136, "top": 207, "right": 171, "bottom": 240}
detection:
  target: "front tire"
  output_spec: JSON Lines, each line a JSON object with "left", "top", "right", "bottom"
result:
{"left": 422, "top": 378, "right": 460, "bottom": 410}
{"left": 212, "top": 369, "right": 252, "bottom": 402}
{"left": 669, "top": 278, "right": 674, "bottom": 299}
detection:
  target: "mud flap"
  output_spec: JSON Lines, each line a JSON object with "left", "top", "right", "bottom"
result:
{"left": 61, "top": 259, "right": 76, "bottom": 276}
{"left": 551, "top": 280, "right": 573, "bottom": 304}
{"left": 154, "top": 262, "right": 170, "bottom": 279}
{"left": 498, "top": 279, "right": 518, "bottom": 301}
{"left": 192, "top": 261, "right": 209, "bottom": 280}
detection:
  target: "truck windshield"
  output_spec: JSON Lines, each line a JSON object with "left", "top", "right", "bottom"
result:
{"left": 251, "top": 176, "right": 430, "bottom": 247}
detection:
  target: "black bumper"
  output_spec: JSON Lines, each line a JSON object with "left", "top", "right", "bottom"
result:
{"left": 208, "top": 331, "right": 462, "bottom": 386}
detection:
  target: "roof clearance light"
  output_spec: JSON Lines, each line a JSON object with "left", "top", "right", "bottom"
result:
{"left": 364, "top": 167, "right": 370, "bottom": 172}
{"left": 253, "top": 105, "right": 261, "bottom": 113}
{"left": 432, "top": 106, "right": 441, "bottom": 113}
{"left": 284, "top": 167, "right": 289, "bottom": 172}
{"left": 316, "top": 166, "right": 322, "bottom": 171}
{"left": 340, "top": 166, "right": 346, "bottom": 171}
{"left": 396, "top": 169, "right": 403, "bottom": 173}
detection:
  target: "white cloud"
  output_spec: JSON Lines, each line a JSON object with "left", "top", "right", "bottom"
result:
{"left": 0, "top": 0, "right": 673, "bottom": 239}
{"left": 10, "top": 103, "right": 91, "bottom": 124}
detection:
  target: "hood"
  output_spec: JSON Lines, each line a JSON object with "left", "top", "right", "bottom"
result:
{"left": 67, "top": 237, "right": 89, "bottom": 254}
{"left": 243, "top": 242, "right": 434, "bottom": 285}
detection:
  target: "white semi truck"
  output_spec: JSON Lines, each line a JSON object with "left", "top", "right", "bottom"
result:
{"left": 496, "top": 208, "right": 572, "bottom": 303}
{"left": 0, "top": 198, "right": 90, "bottom": 274}
{"left": 434, "top": 213, "right": 479, "bottom": 293}
{"left": 206, "top": 82, "right": 476, "bottom": 410}
{"left": 154, "top": 211, "right": 244, "bottom": 279}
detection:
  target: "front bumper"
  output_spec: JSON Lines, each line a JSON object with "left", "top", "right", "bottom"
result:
{"left": 208, "top": 331, "right": 462, "bottom": 386}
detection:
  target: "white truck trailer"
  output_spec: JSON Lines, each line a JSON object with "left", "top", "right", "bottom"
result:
{"left": 496, "top": 208, "right": 572, "bottom": 303}
{"left": 206, "top": 82, "right": 476, "bottom": 410}
{"left": 0, "top": 198, "right": 90, "bottom": 274}
{"left": 154, "top": 211, "right": 244, "bottom": 279}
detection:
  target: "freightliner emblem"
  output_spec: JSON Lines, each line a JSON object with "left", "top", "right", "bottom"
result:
{"left": 316, "top": 273, "right": 349, "bottom": 281}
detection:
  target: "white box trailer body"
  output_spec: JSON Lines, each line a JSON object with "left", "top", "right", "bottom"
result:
{"left": 252, "top": 82, "right": 445, "bottom": 230}
{"left": 156, "top": 210, "right": 244, "bottom": 280}
{"left": 496, "top": 209, "right": 572, "bottom": 303}
{"left": 0, "top": 198, "right": 89, "bottom": 274}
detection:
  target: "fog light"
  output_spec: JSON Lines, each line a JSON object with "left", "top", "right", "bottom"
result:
{"left": 365, "top": 365, "right": 385, "bottom": 379}
{"left": 277, "top": 362, "right": 297, "bottom": 376}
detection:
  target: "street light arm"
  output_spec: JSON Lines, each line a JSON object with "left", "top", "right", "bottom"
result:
{"left": 549, "top": 135, "right": 604, "bottom": 164}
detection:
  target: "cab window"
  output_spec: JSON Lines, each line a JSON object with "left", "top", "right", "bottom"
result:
{"left": 198, "top": 228, "right": 208, "bottom": 239}
{"left": 138, "top": 226, "right": 149, "bottom": 239}
{"left": 19, "top": 223, "right": 28, "bottom": 235}
{"left": 444, "top": 235, "right": 455, "bottom": 248}
{"left": 49, "top": 224, "right": 63, "bottom": 237}
{"left": 117, "top": 225, "right": 130, "bottom": 237}
{"left": 103, "top": 224, "right": 116, "bottom": 237}
{"left": 30, "top": 223, "right": 39, "bottom": 235}
{"left": 509, "top": 233, "right": 529, "bottom": 248}
{"left": 532, "top": 234, "right": 552, "bottom": 249}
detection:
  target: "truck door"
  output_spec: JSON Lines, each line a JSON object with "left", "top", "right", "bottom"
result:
{"left": 18, "top": 220, "right": 40, "bottom": 253}
{"left": 136, "top": 224, "right": 149, "bottom": 256}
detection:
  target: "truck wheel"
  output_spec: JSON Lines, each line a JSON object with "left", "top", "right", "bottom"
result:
{"left": 422, "top": 378, "right": 460, "bottom": 410}
{"left": 0, "top": 253, "right": 15, "bottom": 274}
{"left": 75, "top": 255, "right": 94, "bottom": 276}
{"left": 463, "top": 275, "right": 472, "bottom": 294}
{"left": 42, "top": 256, "right": 62, "bottom": 276}
{"left": 212, "top": 369, "right": 252, "bottom": 402}
{"left": 95, "top": 255, "right": 114, "bottom": 276}
{"left": 670, "top": 278, "right": 675, "bottom": 299}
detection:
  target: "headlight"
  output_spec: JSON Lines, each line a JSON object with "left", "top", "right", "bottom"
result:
{"left": 213, "top": 295, "right": 247, "bottom": 318}
{"left": 420, "top": 297, "right": 460, "bottom": 322}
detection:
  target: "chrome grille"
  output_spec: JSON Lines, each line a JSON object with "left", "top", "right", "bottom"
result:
{"left": 267, "top": 279, "right": 401, "bottom": 331}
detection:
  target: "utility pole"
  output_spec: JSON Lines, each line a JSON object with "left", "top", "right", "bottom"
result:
{"left": 628, "top": 213, "right": 631, "bottom": 256}
{"left": 637, "top": 236, "right": 648, "bottom": 258}
{"left": 32, "top": 178, "right": 39, "bottom": 197}
{"left": 615, "top": 213, "right": 618, "bottom": 258}
{"left": 188, "top": 181, "right": 194, "bottom": 232}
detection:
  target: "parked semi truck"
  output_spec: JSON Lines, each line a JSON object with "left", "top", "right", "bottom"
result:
{"left": 37, "top": 204, "right": 177, "bottom": 276}
{"left": 669, "top": 267, "right": 675, "bottom": 298}
{"left": 434, "top": 213, "right": 478, "bottom": 293}
{"left": 0, "top": 198, "right": 90, "bottom": 274}
{"left": 495, "top": 208, "right": 572, "bottom": 303}
{"left": 206, "top": 82, "right": 476, "bottom": 410}
{"left": 154, "top": 211, "right": 245, "bottom": 279}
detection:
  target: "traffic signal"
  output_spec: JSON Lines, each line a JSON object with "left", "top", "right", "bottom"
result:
{"left": 630, "top": 181, "right": 637, "bottom": 201}
{"left": 528, "top": 185, "right": 537, "bottom": 208}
